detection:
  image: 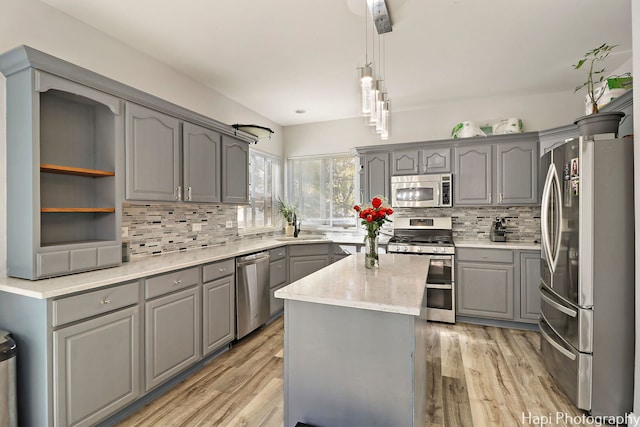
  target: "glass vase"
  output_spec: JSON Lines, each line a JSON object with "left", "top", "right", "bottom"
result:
{"left": 364, "top": 233, "right": 379, "bottom": 269}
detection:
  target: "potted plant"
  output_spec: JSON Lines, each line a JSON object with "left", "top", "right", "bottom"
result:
{"left": 573, "top": 43, "right": 625, "bottom": 137}
{"left": 276, "top": 196, "right": 296, "bottom": 236}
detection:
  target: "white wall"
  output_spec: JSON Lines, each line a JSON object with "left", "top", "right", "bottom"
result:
{"left": 284, "top": 90, "right": 586, "bottom": 158}
{"left": 0, "top": 0, "right": 284, "bottom": 275}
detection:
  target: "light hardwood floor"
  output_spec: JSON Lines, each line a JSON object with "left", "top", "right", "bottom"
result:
{"left": 117, "top": 316, "right": 594, "bottom": 427}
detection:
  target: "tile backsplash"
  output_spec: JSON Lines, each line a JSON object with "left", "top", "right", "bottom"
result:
{"left": 395, "top": 206, "right": 541, "bottom": 242}
{"left": 122, "top": 203, "right": 272, "bottom": 258}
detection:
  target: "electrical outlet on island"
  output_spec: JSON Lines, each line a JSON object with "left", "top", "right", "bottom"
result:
{"left": 192, "top": 223, "right": 202, "bottom": 232}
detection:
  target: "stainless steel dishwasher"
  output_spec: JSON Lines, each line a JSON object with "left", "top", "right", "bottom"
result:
{"left": 236, "top": 251, "right": 271, "bottom": 339}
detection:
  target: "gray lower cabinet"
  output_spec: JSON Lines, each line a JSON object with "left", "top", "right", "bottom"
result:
{"left": 520, "top": 251, "right": 541, "bottom": 321}
{"left": 269, "top": 247, "right": 288, "bottom": 315}
{"left": 289, "top": 244, "right": 331, "bottom": 283}
{"left": 202, "top": 259, "right": 236, "bottom": 355}
{"left": 456, "top": 247, "right": 540, "bottom": 324}
{"left": 221, "top": 135, "right": 250, "bottom": 203}
{"left": 54, "top": 306, "right": 140, "bottom": 427}
{"left": 144, "top": 268, "right": 201, "bottom": 391}
{"left": 125, "top": 102, "right": 181, "bottom": 201}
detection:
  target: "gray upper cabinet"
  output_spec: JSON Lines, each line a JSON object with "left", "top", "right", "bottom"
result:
{"left": 183, "top": 122, "right": 221, "bottom": 203}
{"left": 454, "top": 145, "right": 493, "bottom": 205}
{"left": 363, "top": 152, "right": 390, "bottom": 201}
{"left": 391, "top": 150, "right": 419, "bottom": 175}
{"left": 454, "top": 138, "right": 539, "bottom": 206}
{"left": 125, "top": 102, "right": 181, "bottom": 202}
{"left": 221, "top": 135, "right": 250, "bottom": 204}
{"left": 496, "top": 141, "right": 538, "bottom": 204}
{"left": 421, "top": 147, "right": 451, "bottom": 173}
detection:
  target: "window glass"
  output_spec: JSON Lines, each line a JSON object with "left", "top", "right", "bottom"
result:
{"left": 238, "top": 149, "right": 280, "bottom": 231}
{"left": 288, "top": 154, "right": 357, "bottom": 229}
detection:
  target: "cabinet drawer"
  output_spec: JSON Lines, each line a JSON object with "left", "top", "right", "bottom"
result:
{"left": 145, "top": 267, "right": 199, "bottom": 299}
{"left": 202, "top": 259, "right": 235, "bottom": 283}
{"left": 52, "top": 281, "right": 140, "bottom": 326}
{"left": 37, "top": 251, "right": 70, "bottom": 277}
{"left": 70, "top": 248, "right": 97, "bottom": 271}
{"left": 98, "top": 244, "right": 122, "bottom": 267}
{"left": 270, "top": 259, "right": 287, "bottom": 287}
{"left": 289, "top": 244, "right": 330, "bottom": 257}
{"left": 269, "top": 247, "right": 287, "bottom": 261}
{"left": 456, "top": 248, "right": 513, "bottom": 263}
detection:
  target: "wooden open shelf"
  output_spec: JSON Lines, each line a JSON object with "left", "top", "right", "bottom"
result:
{"left": 40, "top": 164, "right": 115, "bottom": 177}
{"left": 41, "top": 207, "right": 116, "bottom": 213}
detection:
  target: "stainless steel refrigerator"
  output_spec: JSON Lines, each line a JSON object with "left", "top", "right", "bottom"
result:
{"left": 539, "top": 136, "right": 634, "bottom": 417}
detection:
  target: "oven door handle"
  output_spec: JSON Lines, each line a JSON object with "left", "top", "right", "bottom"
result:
{"left": 426, "top": 283, "right": 452, "bottom": 289}
{"left": 428, "top": 255, "right": 452, "bottom": 260}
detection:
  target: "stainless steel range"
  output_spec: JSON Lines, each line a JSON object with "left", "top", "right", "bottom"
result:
{"left": 387, "top": 217, "right": 455, "bottom": 323}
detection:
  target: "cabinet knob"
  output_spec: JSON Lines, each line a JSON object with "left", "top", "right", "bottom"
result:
{"left": 219, "top": 268, "right": 226, "bottom": 272}
{"left": 174, "top": 279, "right": 182, "bottom": 285}
{"left": 499, "top": 193, "right": 504, "bottom": 204}
{"left": 100, "top": 299, "right": 111, "bottom": 305}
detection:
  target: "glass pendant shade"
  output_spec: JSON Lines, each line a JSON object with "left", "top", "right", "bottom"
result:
{"left": 380, "top": 100, "right": 390, "bottom": 140}
{"left": 366, "top": 80, "right": 381, "bottom": 126}
{"left": 375, "top": 92, "right": 387, "bottom": 133}
{"left": 359, "top": 66, "right": 373, "bottom": 116}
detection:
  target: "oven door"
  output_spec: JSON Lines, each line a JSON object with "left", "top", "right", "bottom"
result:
{"left": 425, "top": 255, "right": 455, "bottom": 323}
{"left": 391, "top": 177, "right": 440, "bottom": 208}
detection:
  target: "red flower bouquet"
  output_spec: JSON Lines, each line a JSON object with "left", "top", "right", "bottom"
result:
{"left": 354, "top": 196, "right": 393, "bottom": 268}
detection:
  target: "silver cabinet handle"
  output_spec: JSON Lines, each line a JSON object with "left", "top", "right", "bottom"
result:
{"left": 176, "top": 186, "right": 182, "bottom": 201}
{"left": 173, "top": 279, "right": 182, "bottom": 285}
{"left": 100, "top": 299, "right": 111, "bottom": 305}
{"left": 499, "top": 193, "right": 503, "bottom": 204}
{"left": 489, "top": 192, "right": 492, "bottom": 204}
{"left": 188, "top": 186, "right": 192, "bottom": 201}
{"left": 219, "top": 268, "right": 226, "bottom": 272}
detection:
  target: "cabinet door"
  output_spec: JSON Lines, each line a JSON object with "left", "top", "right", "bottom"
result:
{"left": 125, "top": 103, "right": 180, "bottom": 201}
{"left": 421, "top": 148, "right": 451, "bottom": 173}
{"left": 203, "top": 275, "right": 235, "bottom": 356}
{"left": 145, "top": 287, "right": 200, "bottom": 391}
{"left": 457, "top": 261, "right": 514, "bottom": 319}
{"left": 391, "top": 150, "right": 419, "bottom": 175}
{"left": 221, "top": 135, "right": 250, "bottom": 203}
{"left": 363, "top": 152, "right": 390, "bottom": 201}
{"left": 270, "top": 282, "right": 287, "bottom": 315}
{"left": 454, "top": 145, "right": 493, "bottom": 205}
{"left": 54, "top": 306, "right": 140, "bottom": 427}
{"left": 289, "top": 255, "right": 330, "bottom": 283}
{"left": 183, "top": 122, "right": 221, "bottom": 203}
{"left": 519, "top": 251, "right": 541, "bottom": 322}
{"left": 496, "top": 141, "right": 538, "bottom": 204}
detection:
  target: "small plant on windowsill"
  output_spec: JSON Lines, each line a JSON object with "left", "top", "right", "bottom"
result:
{"left": 276, "top": 196, "right": 296, "bottom": 236}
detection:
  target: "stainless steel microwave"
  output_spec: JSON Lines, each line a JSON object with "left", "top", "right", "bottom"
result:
{"left": 391, "top": 174, "right": 452, "bottom": 208}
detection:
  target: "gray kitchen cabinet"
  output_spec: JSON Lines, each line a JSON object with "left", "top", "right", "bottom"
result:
{"left": 54, "top": 305, "right": 140, "bottom": 427}
{"left": 454, "top": 138, "right": 539, "bottom": 206}
{"left": 362, "top": 152, "right": 390, "bottom": 201}
{"left": 0, "top": 63, "right": 122, "bottom": 279}
{"left": 496, "top": 141, "right": 538, "bottom": 204}
{"left": 391, "top": 150, "right": 419, "bottom": 175}
{"left": 221, "top": 135, "right": 250, "bottom": 203}
{"left": 289, "top": 244, "right": 331, "bottom": 283}
{"left": 421, "top": 147, "right": 452, "bottom": 173}
{"left": 183, "top": 122, "right": 221, "bottom": 203}
{"left": 519, "top": 251, "right": 541, "bottom": 322}
{"left": 125, "top": 102, "right": 181, "bottom": 202}
{"left": 454, "top": 145, "right": 493, "bottom": 205}
{"left": 144, "top": 268, "right": 201, "bottom": 391}
{"left": 269, "top": 247, "right": 288, "bottom": 315}
{"left": 202, "top": 259, "right": 236, "bottom": 356}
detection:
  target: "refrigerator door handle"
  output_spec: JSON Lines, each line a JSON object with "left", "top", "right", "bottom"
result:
{"left": 540, "top": 165, "right": 555, "bottom": 270}
{"left": 539, "top": 321, "right": 577, "bottom": 361}
{"left": 540, "top": 289, "right": 577, "bottom": 317}
{"left": 549, "top": 166, "right": 563, "bottom": 273}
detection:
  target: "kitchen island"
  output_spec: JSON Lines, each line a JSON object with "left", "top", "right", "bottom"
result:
{"left": 275, "top": 253, "right": 429, "bottom": 427}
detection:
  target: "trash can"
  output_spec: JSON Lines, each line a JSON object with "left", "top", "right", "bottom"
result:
{"left": 0, "top": 330, "right": 17, "bottom": 427}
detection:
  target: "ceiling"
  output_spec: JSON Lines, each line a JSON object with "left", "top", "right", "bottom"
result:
{"left": 39, "top": 0, "right": 633, "bottom": 127}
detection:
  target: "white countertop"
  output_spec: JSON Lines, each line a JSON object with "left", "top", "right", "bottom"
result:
{"left": 0, "top": 237, "right": 332, "bottom": 299}
{"left": 275, "top": 253, "right": 428, "bottom": 316}
{"left": 454, "top": 240, "right": 541, "bottom": 250}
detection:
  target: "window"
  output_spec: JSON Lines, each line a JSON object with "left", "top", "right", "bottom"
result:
{"left": 237, "top": 149, "right": 281, "bottom": 231}
{"left": 288, "top": 154, "right": 357, "bottom": 229}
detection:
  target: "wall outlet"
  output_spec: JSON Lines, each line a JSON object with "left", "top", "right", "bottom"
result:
{"left": 121, "top": 226, "right": 128, "bottom": 238}
{"left": 225, "top": 220, "right": 233, "bottom": 229}
{"left": 192, "top": 223, "right": 202, "bottom": 232}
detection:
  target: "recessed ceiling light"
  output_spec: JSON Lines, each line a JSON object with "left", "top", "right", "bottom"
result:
{"left": 295, "top": 109, "right": 306, "bottom": 114}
